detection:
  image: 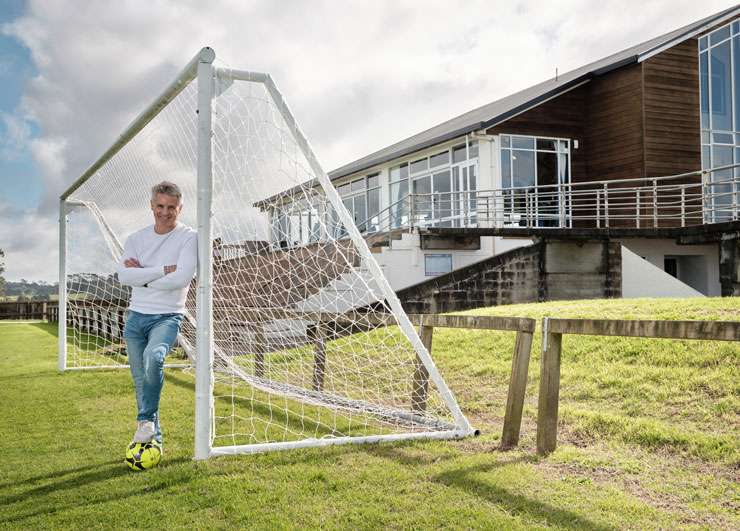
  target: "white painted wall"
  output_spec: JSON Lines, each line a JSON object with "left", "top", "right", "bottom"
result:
{"left": 371, "top": 232, "right": 502, "bottom": 290}
{"left": 493, "top": 236, "right": 533, "bottom": 255}
{"left": 620, "top": 238, "right": 720, "bottom": 296}
{"left": 621, "top": 245, "right": 704, "bottom": 298}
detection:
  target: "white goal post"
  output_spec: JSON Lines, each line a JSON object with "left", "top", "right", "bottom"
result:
{"left": 59, "top": 47, "right": 474, "bottom": 459}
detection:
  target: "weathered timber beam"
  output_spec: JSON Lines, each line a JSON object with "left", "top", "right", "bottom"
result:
{"left": 217, "top": 308, "right": 536, "bottom": 333}
{"left": 547, "top": 318, "right": 739, "bottom": 341}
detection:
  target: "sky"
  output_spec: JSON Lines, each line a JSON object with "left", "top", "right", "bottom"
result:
{"left": 0, "top": 0, "right": 734, "bottom": 283}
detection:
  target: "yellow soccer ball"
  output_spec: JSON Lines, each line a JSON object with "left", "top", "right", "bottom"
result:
{"left": 125, "top": 440, "right": 162, "bottom": 471}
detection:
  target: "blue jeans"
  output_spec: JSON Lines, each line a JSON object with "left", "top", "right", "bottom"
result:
{"left": 123, "top": 310, "right": 183, "bottom": 443}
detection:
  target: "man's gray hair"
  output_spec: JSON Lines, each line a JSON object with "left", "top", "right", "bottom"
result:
{"left": 151, "top": 181, "right": 182, "bottom": 202}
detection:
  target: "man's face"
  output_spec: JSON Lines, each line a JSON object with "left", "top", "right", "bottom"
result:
{"left": 150, "top": 193, "right": 182, "bottom": 229}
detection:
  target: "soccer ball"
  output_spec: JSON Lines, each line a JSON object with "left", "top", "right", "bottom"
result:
{"left": 125, "top": 440, "right": 162, "bottom": 471}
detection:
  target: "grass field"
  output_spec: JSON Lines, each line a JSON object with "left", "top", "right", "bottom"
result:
{"left": 0, "top": 298, "right": 738, "bottom": 529}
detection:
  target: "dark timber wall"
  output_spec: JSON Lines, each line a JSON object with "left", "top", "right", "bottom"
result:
{"left": 642, "top": 39, "right": 701, "bottom": 178}
{"left": 585, "top": 63, "right": 645, "bottom": 183}
{"left": 483, "top": 34, "right": 713, "bottom": 187}
{"left": 397, "top": 241, "right": 622, "bottom": 314}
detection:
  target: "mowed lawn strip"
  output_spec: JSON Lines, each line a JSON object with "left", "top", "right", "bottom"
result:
{"left": 0, "top": 297, "right": 736, "bottom": 529}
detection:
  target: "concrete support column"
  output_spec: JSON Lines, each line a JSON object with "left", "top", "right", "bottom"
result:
{"left": 719, "top": 236, "right": 740, "bottom": 296}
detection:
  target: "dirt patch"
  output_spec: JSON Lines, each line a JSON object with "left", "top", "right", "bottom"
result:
{"left": 536, "top": 442, "right": 739, "bottom": 529}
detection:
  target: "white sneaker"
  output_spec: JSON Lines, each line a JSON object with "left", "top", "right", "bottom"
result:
{"left": 133, "top": 420, "right": 156, "bottom": 443}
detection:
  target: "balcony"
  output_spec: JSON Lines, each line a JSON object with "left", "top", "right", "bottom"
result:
{"left": 378, "top": 164, "right": 740, "bottom": 232}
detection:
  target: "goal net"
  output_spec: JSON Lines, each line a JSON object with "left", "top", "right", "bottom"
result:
{"left": 59, "top": 48, "right": 473, "bottom": 457}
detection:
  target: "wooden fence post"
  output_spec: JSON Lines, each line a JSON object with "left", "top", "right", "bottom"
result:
{"left": 412, "top": 324, "right": 433, "bottom": 413}
{"left": 501, "top": 330, "right": 533, "bottom": 449}
{"left": 312, "top": 324, "right": 326, "bottom": 391}
{"left": 537, "top": 317, "right": 562, "bottom": 456}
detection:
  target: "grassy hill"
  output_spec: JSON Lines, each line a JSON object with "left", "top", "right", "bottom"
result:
{"left": 0, "top": 298, "right": 737, "bottom": 529}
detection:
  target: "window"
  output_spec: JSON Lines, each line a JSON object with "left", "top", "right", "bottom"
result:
{"left": 337, "top": 173, "right": 380, "bottom": 233}
{"left": 425, "top": 254, "right": 453, "bottom": 276}
{"left": 500, "top": 134, "right": 569, "bottom": 189}
{"left": 699, "top": 20, "right": 740, "bottom": 222}
{"left": 366, "top": 174, "right": 381, "bottom": 233}
{"left": 272, "top": 196, "right": 321, "bottom": 248}
{"left": 430, "top": 151, "right": 449, "bottom": 168}
{"left": 389, "top": 141, "right": 479, "bottom": 229}
{"left": 390, "top": 163, "right": 410, "bottom": 229}
{"left": 499, "top": 134, "right": 571, "bottom": 227}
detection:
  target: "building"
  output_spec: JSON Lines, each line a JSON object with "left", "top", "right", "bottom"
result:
{"left": 264, "top": 6, "right": 740, "bottom": 312}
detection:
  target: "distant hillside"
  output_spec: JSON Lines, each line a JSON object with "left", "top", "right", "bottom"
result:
{"left": 4, "top": 280, "right": 59, "bottom": 301}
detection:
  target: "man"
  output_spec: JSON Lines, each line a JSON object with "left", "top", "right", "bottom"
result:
{"left": 116, "top": 181, "right": 197, "bottom": 448}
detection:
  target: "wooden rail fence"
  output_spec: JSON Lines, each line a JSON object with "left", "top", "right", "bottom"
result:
{"left": 309, "top": 312, "right": 536, "bottom": 449}
{"left": 536, "top": 317, "right": 740, "bottom": 456}
{"left": 411, "top": 314, "right": 536, "bottom": 449}
{"left": 0, "top": 301, "right": 58, "bottom": 322}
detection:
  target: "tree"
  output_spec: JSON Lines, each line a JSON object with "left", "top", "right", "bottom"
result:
{"left": 0, "top": 248, "right": 5, "bottom": 297}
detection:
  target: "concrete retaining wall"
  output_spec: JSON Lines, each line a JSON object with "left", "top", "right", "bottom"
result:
{"left": 397, "top": 240, "right": 622, "bottom": 314}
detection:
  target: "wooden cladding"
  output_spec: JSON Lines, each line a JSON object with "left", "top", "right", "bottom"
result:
{"left": 585, "top": 63, "right": 644, "bottom": 183}
{"left": 484, "top": 36, "right": 712, "bottom": 187}
{"left": 642, "top": 39, "right": 701, "bottom": 179}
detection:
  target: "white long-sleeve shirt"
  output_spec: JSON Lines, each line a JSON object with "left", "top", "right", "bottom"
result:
{"left": 116, "top": 223, "right": 197, "bottom": 314}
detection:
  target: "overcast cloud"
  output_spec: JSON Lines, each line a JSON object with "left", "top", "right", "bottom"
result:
{"left": 0, "top": 0, "right": 733, "bottom": 282}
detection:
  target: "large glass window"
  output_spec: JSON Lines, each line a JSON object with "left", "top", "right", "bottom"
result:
{"left": 272, "top": 196, "right": 321, "bottom": 248}
{"left": 390, "top": 162, "right": 409, "bottom": 229}
{"left": 700, "top": 21, "right": 740, "bottom": 222}
{"left": 336, "top": 173, "right": 380, "bottom": 234}
{"left": 389, "top": 142, "right": 478, "bottom": 229}
{"left": 500, "top": 134, "right": 569, "bottom": 189}
{"left": 499, "top": 134, "right": 571, "bottom": 226}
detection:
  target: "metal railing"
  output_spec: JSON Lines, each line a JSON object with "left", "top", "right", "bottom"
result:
{"left": 383, "top": 164, "right": 740, "bottom": 231}
{"left": 273, "top": 165, "right": 740, "bottom": 252}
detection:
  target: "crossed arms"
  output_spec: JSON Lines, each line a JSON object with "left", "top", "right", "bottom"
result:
{"left": 116, "top": 234, "right": 197, "bottom": 290}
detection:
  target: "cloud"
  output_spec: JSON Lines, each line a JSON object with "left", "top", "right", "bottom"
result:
{"left": 0, "top": 112, "right": 31, "bottom": 160}
{"left": 0, "top": 201, "right": 58, "bottom": 282}
{"left": 0, "top": 0, "right": 733, "bottom": 282}
{"left": 29, "top": 136, "right": 66, "bottom": 182}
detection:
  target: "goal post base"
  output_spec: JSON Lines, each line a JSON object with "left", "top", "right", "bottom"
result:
{"left": 205, "top": 428, "right": 474, "bottom": 459}
{"left": 62, "top": 363, "right": 192, "bottom": 372}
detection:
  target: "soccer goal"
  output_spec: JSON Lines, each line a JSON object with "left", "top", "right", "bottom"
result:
{"left": 59, "top": 47, "right": 474, "bottom": 459}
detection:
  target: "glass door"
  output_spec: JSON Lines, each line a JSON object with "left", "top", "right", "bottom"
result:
{"left": 500, "top": 135, "right": 570, "bottom": 227}
{"left": 452, "top": 162, "right": 477, "bottom": 227}
{"left": 432, "top": 169, "right": 452, "bottom": 227}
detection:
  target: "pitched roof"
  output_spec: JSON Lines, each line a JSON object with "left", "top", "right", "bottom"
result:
{"left": 328, "top": 5, "right": 740, "bottom": 181}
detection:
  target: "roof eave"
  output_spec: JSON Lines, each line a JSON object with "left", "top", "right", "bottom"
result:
{"left": 327, "top": 123, "right": 485, "bottom": 180}
{"left": 637, "top": 6, "right": 740, "bottom": 62}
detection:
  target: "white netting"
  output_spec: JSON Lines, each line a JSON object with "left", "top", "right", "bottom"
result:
{"left": 63, "top": 62, "right": 468, "bottom": 452}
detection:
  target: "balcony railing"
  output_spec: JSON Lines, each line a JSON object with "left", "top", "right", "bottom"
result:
{"left": 372, "top": 164, "right": 740, "bottom": 232}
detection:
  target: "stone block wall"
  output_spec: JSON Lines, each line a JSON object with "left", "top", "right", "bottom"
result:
{"left": 396, "top": 239, "right": 622, "bottom": 314}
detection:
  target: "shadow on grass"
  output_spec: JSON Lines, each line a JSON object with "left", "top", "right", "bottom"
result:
{"left": 365, "top": 441, "right": 459, "bottom": 466}
{"left": 165, "top": 371, "right": 346, "bottom": 440}
{"left": 0, "top": 456, "right": 191, "bottom": 525}
{"left": 0, "top": 459, "right": 121, "bottom": 490}
{"left": 0, "top": 370, "right": 61, "bottom": 382}
{"left": 432, "top": 460, "right": 616, "bottom": 531}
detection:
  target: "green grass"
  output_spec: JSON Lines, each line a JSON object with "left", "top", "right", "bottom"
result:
{"left": 0, "top": 298, "right": 738, "bottom": 529}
